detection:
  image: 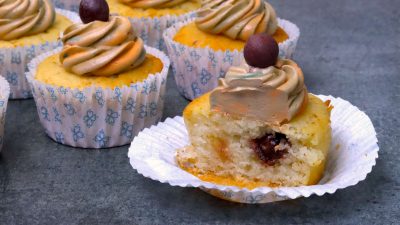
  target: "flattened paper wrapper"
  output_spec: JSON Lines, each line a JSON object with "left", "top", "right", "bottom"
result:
{"left": 26, "top": 46, "right": 170, "bottom": 149}
{"left": 128, "top": 95, "right": 379, "bottom": 204}
{"left": 163, "top": 18, "right": 300, "bottom": 100}
{"left": 0, "top": 9, "right": 79, "bottom": 99}
{"left": 0, "top": 76, "right": 10, "bottom": 151}
{"left": 52, "top": 0, "right": 196, "bottom": 51}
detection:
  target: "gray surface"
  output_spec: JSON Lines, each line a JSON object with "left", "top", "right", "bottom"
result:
{"left": 0, "top": 0, "right": 399, "bottom": 224}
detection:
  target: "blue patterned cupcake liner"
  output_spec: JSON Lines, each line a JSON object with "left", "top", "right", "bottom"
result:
{"left": 128, "top": 11, "right": 197, "bottom": 52}
{"left": 52, "top": 0, "right": 197, "bottom": 52}
{"left": 0, "top": 77, "right": 10, "bottom": 152}
{"left": 25, "top": 46, "right": 170, "bottom": 149}
{"left": 163, "top": 18, "right": 300, "bottom": 100}
{"left": 0, "top": 9, "right": 79, "bottom": 99}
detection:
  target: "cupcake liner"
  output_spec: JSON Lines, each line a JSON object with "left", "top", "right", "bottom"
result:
{"left": 163, "top": 18, "right": 300, "bottom": 100}
{"left": 128, "top": 12, "right": 197, "bottom": 51}
{"left": 0, "top": 9, "right": 79, "bottom": 99}
{"left": 128, "top": 95, "right": 379, "bottom": 204}
{"left": 25, "top": 46, "right": 170, "bottom": 149}
{"left": 0, "top": 77, "right": 10, "bottom": 152}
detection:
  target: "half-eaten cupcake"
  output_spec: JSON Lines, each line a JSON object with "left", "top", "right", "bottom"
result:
{"left": 176, "top": 34, "right": 332, "bottom": 188}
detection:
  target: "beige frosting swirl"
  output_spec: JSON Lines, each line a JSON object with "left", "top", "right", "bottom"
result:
{"left": 60, "top": 16, "right": 146, "bottom": 77}
{"left": 0, "top": 0, "right": 55, "bottom": 40}
{"left": 210, "top": 59, "right": 308, "bottom": 124}
{"left": 118, "top": 0, "right": 188, "bottom": 9}
{"left": 195, "top": 0, "right": 278, "bottom": 41}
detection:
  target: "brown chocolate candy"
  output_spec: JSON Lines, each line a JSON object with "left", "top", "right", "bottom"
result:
{"left": 249, "top": 132, "right": 289, "bottom": 166}
{"left": 243, "top": 34, "right": 279, "bottom": 68}
{"left": 79, "top": 0, "right": 109, "bottom": 24}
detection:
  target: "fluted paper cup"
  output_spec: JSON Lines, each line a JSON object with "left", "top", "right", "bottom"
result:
{"left": 26, "top": 46, "right": 170, "bottom": 149}
{"left": 128, "top": 12, "right": 197, "bottom": 51}
{"left": 163, "top": 18, "right": 300, "bottom": 100}
{"left": 0, "top": 9, "right": 79, "bottom": 99}
{"left": 0, "top": 76, "right": 10, "bottom": 152}
{"left": 128, "top": 95, "right": 379, "bottom": 204}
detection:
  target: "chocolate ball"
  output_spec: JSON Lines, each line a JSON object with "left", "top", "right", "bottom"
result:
{"left": 243, "top": 34, "right": 279, "bottom": 68}
{"left": 79, "top": 0, "right": 109, "bottom": 24}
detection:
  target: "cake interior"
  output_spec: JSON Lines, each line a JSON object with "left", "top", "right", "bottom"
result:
{"left": 177, "top": 93, "right": 332, "bottom": 189}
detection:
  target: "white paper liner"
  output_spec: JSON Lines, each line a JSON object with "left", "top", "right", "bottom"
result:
{"left": 128, "top": 95, "right": 379, "bottom": 204}
{"left": 163, "top": 18, "right": 300, "bottom": 100}
{"left": 0, "top": 76, "right": 10, "bottom": 152}
{"left": 25, "top": 46, "right": 170, "bottom": 149}
{"left": 0, "top": 9, "right": 79, "bottom": 99}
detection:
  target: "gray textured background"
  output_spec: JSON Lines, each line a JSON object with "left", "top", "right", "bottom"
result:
{"left": 1, "top": 0, "right": 399, "bottom": 224}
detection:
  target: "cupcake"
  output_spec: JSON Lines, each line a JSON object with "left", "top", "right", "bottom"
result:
{"left": 0, "top": 76, "right": 10, "bottom": 152}
{"left": 176, "top": 35, "right": 331, "bottom": 188}
{"left": 0, "top": 0, "right": 78, "bottom": 99}
{"left": 164, "top": 0, "right": 300, "bottom": 100}
{"left": 54, "top": 0, "right": 201, "bottom": 50}
{"left": 26, "top": 2, "right": 170, "bottom": 148}
{"left": 128, "top": 35, "right": 378, "bottom": 203}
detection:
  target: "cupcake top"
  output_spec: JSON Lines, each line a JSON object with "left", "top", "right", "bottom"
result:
{"left": 60, "top": 15, "right": 146, "bottom": 76}
{"left": 195, "top": 0, "right": 278, "bottom": 41}
{"left": 210, "top": 34, "right": 308, "bottom": 124}
{"left": 210, "top": 59, "right": 308, "bottom": 124}
{"left": 118, "top": 0, "right": 189, "bottom": 9}
{"left": 0, "top": 0, "right": 55, "bottom": 40}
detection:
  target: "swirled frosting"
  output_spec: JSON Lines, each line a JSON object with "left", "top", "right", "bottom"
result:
{"left": 0, "top": 0, "right": 55, "bottom": 40}
{"left": 210, "top": 59, "right": 308, "bottom": 124}
{"left": 118, "top": 0, "right": 188, "bottom": 9}
{"left": 60, "top": 16, "right": 146, "bottom": 76}
{"left": 195, "top": 0, "right": 278, "bottom": 41}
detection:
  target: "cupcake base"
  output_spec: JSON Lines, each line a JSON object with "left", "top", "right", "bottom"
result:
{"left": 26, "top": 46, "right": 170, "bottom": 149}
{"left": 177, "top": 94, "right": 331, "bottom": 188}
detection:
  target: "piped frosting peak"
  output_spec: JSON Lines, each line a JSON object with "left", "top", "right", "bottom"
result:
{"left": 60, "top": 16, "right": 146, "bottom": 76}
{"left": 0, "top": 0, "right": 55, "bottom": 40}
{"left": 210, "top": 59, "right": 308, "bottom": 124}
{"left": 195, "top": 0, "right": 277, "bottom": 41}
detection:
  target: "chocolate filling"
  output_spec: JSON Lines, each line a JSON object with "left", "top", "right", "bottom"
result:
{"left": 249, "top": 132, "right": 290, "bottom": 166}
